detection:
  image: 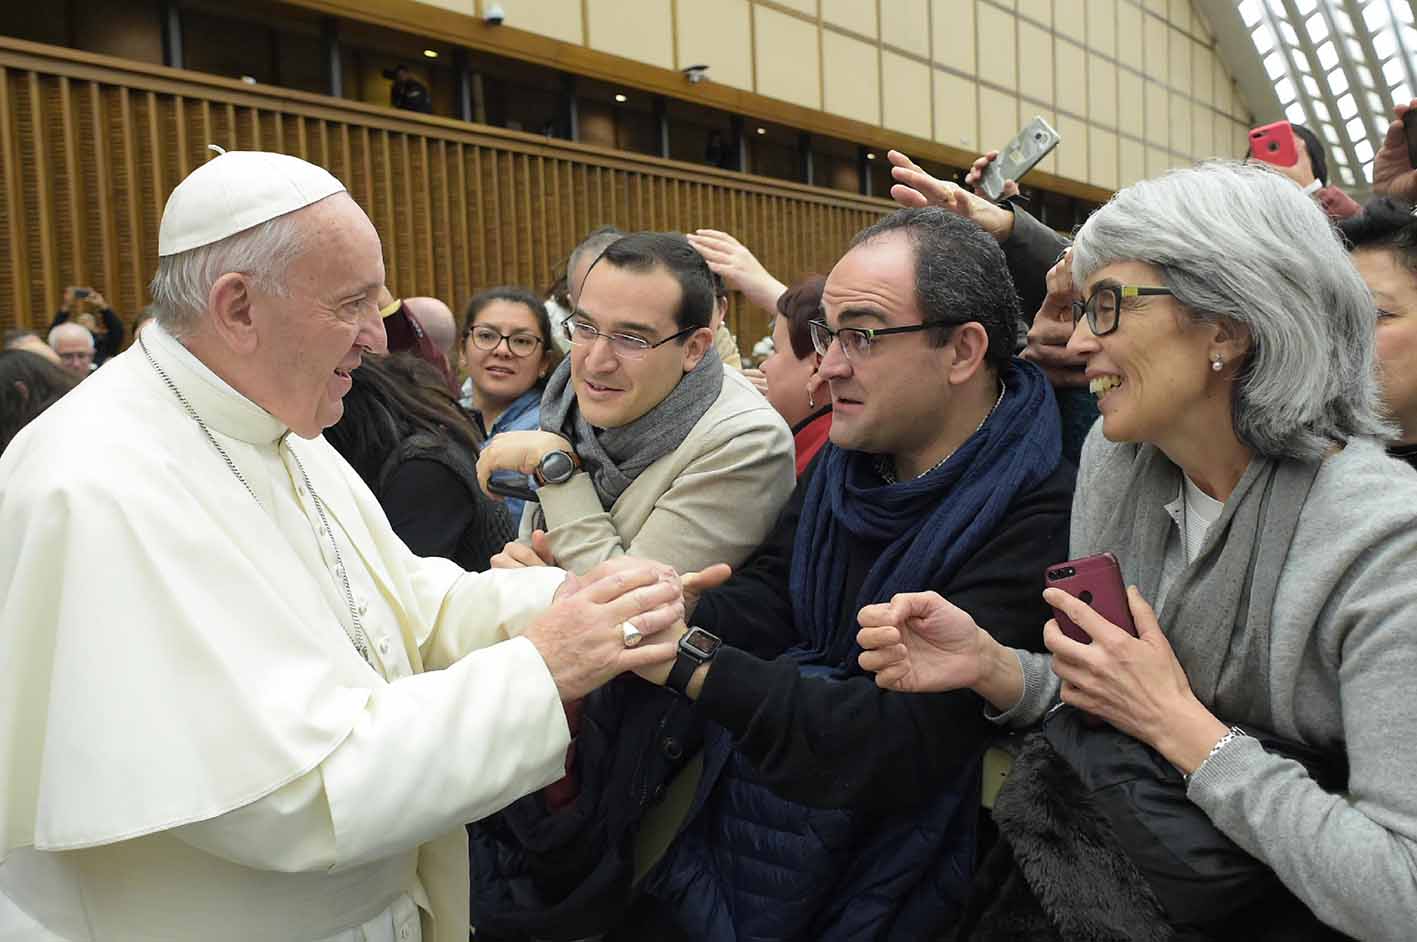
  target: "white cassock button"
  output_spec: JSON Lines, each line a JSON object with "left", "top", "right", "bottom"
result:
{"left": 335, "top": 565, "right": 345, "bottom": 579}
{"left": 297, "top": 485, "right": 307, "bottom": 497}
{"left": 318, "top": 525, "right": 327, "bottom": 537}
{"left": 358, "top": 599, "right": 368, "bottom": 615}
{"left": 378, "top": 638, "right": 391, "bottom": 656}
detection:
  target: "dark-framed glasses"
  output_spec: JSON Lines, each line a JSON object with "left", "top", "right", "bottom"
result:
{"left": 467, "top": 325, "right": 545, "bottom": 358}
{"left": 1071, "top": 284, "right": 1173, "bottom": 336}
{"left": 808, "top": 318, "right": 953, "bottom": 360}
{"left": 563, "top": 319, "right": 697, "bottom": 360}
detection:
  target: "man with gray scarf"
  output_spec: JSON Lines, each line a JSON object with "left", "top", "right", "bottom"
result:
{"left": 476, "top": 231, "right": 794, "bottom": 579}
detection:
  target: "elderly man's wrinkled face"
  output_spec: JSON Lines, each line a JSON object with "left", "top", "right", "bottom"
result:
{"left": 51, "top": 329, "right": 95, "bottom": 376}
{"left": 249, "top": 195, "right": 387, "bottom": 437}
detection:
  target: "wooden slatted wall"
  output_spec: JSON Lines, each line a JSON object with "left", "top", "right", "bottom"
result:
{"left": 0, "top": 37, "right": 894, "bottom": 352}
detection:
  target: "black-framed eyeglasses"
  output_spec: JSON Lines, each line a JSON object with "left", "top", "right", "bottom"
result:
{"left": 808, "top": 318, "right": 955, "bottom": 360}
{"left": 563, "top": 319, "right": 698, "bottom": 360}
{"left": 1070, "top": 284, "right": 1173, "bottom": 337}
{"left": 467, "top": 325, "right": 545, "bottom": 358}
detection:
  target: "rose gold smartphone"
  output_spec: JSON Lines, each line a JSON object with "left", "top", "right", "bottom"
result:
{"left": 1044, "top": 552, "right": 1137, "bottom": 644}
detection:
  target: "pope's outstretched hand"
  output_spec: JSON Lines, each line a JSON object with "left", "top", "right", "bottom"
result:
{"left": 524, "top": 562, "right": 683, "bottom": 701}
{"left": 856, "top": 591, "right": 990, "bottom": 693}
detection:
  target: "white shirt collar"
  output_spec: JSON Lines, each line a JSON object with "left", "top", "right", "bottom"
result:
{"left": 141, "top": 321, "right": 289, "bottom": 446}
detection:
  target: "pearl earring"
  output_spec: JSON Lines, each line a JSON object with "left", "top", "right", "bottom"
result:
{"left": 1211, "top": 354, "right": 1224, "bottom": 372}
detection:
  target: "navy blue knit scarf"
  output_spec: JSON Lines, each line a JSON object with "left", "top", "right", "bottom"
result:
{"left": 788, "top": 358, "right": 1061, "bottom": 666}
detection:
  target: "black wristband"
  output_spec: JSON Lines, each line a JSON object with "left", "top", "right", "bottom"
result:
{"left": 665, "top": 654, "right": 698, "bottom": 696}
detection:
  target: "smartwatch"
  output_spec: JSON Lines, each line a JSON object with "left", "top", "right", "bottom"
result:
{"left": 666, "top": 627, "right": 722, "bottom": 696}
{"left": 534, "top": 450, "right": 580, "bottom": 487}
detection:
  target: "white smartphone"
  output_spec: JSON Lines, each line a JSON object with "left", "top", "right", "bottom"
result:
{"left": 980, "top": 116, "right": 1061, "bottom": 201}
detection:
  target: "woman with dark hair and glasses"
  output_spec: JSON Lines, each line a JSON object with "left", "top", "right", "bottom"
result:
{"left": 858, "top": 162, "right": 1417, "bottom": 940}
{"left": 325, "top": 352, "right": 516, "bottom": 573}
{"left": 459, "top": 286, "right": 562, "bottom": 521}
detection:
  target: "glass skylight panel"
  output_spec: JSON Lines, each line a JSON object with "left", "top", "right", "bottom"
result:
{"left": 1318, "top": 40, "right": 1340, "bottom": 70}
{"left": 1239, "top": 0, "right": 1414, "bottom": 196}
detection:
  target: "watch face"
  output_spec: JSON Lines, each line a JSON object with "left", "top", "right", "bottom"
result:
{"left": 540, "top": 450, "right": 576, "bottom": 483}
{"left": 682, "top": 627, "right": 722, "bottom": 659}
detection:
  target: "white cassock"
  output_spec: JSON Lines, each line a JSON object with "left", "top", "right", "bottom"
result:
{"left": 0, "top": 323, "right": 574, "bottom": 941}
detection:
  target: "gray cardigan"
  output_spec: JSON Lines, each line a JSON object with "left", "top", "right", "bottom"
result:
{"left": 995, "top": 425, "right": 1417, "bottom": 940}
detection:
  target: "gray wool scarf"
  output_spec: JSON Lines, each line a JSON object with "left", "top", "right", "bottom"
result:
{"left": 538, "top": 347, "right": 723, "bottom": 510}
{"left": 1086, "top": 444, "right": 1322, "bottom": 728}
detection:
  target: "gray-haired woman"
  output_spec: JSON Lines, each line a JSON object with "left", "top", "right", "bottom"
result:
{"left": 856, "top": 162, "right": 1417, "bottom": 940}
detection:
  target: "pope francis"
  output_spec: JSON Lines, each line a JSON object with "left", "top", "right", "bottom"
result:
{"left": 0, "top": 151, "right": 690, "bottom": 941}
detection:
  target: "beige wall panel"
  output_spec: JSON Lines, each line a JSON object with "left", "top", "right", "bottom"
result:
{"left": 1168, "top": 26, "right": 1190, "bottom": 92}
{"left": 1019, "top": 22, "right": 1054, "bottom": 105}
{"left": 976, "top": 4, "right": 1017, "bottom": 91}
{"left": 1213, "top": 109, "right": 1230, "bottom": 158}
{"left": 934, "top": 71, "right": 980, "bottom": 150}
{"left": 882, "top": 51, "right": 933, "bottom": 138}
{"left": 1018, "top": 0, "right": 1051, "bottom": 26}
{"left": 1056, "top": 113, "right": 1088, "bottom": 180}
{"left": 1055, "top": 38, "right": 1086, "bottom": 118}
{"left": 1087, "top": 0, "right": 1117, "bottom": 57}
{"left": 587, "top": 0, "right": 673, "bottom": 69}
{"left": 1144, "top": 79, "right": 1166, "bottom": 145}
{"left": 1232, "top": 120, "right": 1249, "bottom": 156}
{"left": 1168, "top": 91, "right": 1190, "bottom": 155}
{"left": 1120, "top": 136, "right": 1146, "bottom": 185}
{"left": 1169, "top": 0, "right": 1192, "bottom": 34}
{"left": 1143, "top": 12, "right": 1167, "bottom": 82}
{"left": 822, "top": 30, "right": 881, "bottom": 125}
{"left": 1089, "top": 57, "right": 1118, "bottom": 127}
{"left": 1194, "top": 43, "right": 1214, "bottom": 105}
{"left": 1118, "top": 69, "right": 1143, "bottom": 136}
{"left": 823, "top": 0, "right": 878, "bottom": 38}
{"left": 1143, "top": 0, "right": 1166, "bottom": 15}
{"left": 1090, "top": 126, "right": 1119, "bottom": 188}
{"left": 770, "top": 0, "right": 820, "bottom": 15}
{"left": 677, "top": 0, "right": 753, "bottom": 90}
{"left": 754, "top": 5, "right": 823, "bottom": 110}
{"left": 500, "top": 0, "right": 582, "bottom": 44}
{"left": 1055, "top": 0, "right": 1086, "bottom": 44}
{"left": 1117, "top": 2, "right": 1142, "bottom": 71}
{"left": 978, "top": 86, "right": 1020, "bottom": 156}
{"left": 933, "top": 0, "right": 976, "bottom": 74}
{"left": 1146, "top": 145, "right": 1170, "bottom": 177}
{"left": 1191, "top": 101, "right": 1214, "bottom": 157}
{"left": 882, "top": 0, "right": 931, "bottom": 58}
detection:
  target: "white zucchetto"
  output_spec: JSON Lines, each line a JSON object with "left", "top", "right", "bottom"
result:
{"left": 157, "top": 149, "right": 346, "bottom": 257}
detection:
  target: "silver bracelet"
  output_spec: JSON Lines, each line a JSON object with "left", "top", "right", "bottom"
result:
{"left": 1184, "top": 725, "right": 1249, "bottom": 786}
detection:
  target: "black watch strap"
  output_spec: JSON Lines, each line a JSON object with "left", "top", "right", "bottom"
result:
{"left": 665, "top": 654, "right": 699, "bottom": 695}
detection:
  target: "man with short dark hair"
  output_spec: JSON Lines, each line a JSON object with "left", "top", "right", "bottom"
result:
{"left": 477, "top": 230, "right": 793, "bottom": 577}
{"left": 621, "top": 207, "right": 1076, "bottom": 940}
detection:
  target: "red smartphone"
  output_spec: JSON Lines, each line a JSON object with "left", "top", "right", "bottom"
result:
{"left": 1404, "top": 111, "right": 1417, "bottom": 169}
{"left": 1044, "top": 553, "right": 1137, "bottom": 644}
{"left": 1249, "top": 121, "right": 1298, "bottom": 168}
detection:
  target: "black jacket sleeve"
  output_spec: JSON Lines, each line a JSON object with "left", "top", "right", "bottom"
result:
{"left": 381, "top": 458, "right": 477, "bottom": 561}
{"left": 692, "top": 466, "right": 1075, "bottom": 813}
{"left": 1000, "top": 205, "right": 1071, "bottom": 321}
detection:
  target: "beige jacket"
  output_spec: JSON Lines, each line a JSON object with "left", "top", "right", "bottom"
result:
{"left": 525, "top": 368, "right": 794, "bottom": 576}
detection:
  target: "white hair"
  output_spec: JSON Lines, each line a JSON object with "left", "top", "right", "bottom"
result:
{"left": 147, "top": 209, "right": 310, "bottom": 339}
{"left": 47, "top": 322, "right": 94, "bottom": 349}
{"left": 1071, "top": 160, "right": 1393, "bottom": 461}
